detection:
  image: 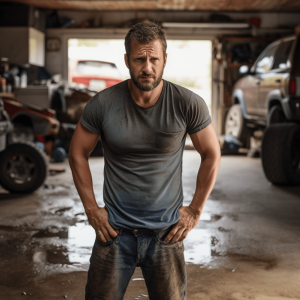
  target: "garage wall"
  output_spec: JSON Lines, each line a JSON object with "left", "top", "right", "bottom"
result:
{"left": 50, "top": 10, "right": 300, "bottom": 29}
{"left": 45, "top": 10, "right": 300, "bottom": 130}
{"left": 45, "top": 11, "right": 300, "bottom": 78}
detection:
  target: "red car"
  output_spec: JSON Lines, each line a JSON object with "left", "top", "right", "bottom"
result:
{"left": 2, "top": 97, "right": 60, "bottom": 143}
{"left": 69, "top": 59, "right": 123, "bottom": 90}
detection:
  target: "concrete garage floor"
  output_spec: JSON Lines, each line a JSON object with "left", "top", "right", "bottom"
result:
{"left": 0, "top": 151, "right": 300, "bottom": 300}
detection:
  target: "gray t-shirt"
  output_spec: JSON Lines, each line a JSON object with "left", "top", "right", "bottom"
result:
{"left": 80, "top": 79, "right": 211, "bottom": 230}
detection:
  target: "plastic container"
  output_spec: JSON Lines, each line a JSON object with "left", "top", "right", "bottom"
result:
{"left": 14, "top": 75, "right": 20, "bottom": 89}
{"left": 20, "top": 71, "right": 27, "bottom": 88}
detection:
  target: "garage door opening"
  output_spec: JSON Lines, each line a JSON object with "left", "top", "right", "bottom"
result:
{"left": 68, "top": 39, "right": 212, "bottom": 111}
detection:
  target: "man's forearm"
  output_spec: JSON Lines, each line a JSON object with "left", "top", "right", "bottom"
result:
{"left": 189, "top": 155, "right": 220, "bottom": 215}
{"left": 69, "top": 154, "right": 99, "bottom": 214}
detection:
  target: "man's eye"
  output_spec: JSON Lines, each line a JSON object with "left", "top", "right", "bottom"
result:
{"left": 135, "top": 58, "right": 142, "bottom": 61}
{"left": 151, "top": 58, "right": 158, "bottom": 60}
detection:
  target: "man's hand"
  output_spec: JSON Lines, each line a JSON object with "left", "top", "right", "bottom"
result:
{"left": 164, "top": 206, "right": 201, "bottom": 243}
{"left": 87, "top": 207, "right": 119, "bottom": 243}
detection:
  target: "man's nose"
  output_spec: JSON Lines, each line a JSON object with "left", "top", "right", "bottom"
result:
{"left": 142, "top": 59, "right": 152, "bottom": 74}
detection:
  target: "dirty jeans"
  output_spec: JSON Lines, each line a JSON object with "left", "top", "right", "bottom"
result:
{"left": 85, "top": 227, "right": 187, "bottom": 300}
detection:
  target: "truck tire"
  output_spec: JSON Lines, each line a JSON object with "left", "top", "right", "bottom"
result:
{"left": 225, "top": 104, "right": 251, "bottom": 148}
{"left": 0, "top": 141, "right": 48, "bottom": 193}
{"left": 267, "top": 105, "right": 287, "bottom": 127}
{"left": 261, "top": 123, "right": 300, "bottom": 185}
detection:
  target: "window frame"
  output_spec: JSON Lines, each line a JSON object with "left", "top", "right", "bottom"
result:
{"left": 271, "top": 36, "right": 296, "bottom": 72}
{"left": 251, "top": 41, "right": 280, "bottom": 74}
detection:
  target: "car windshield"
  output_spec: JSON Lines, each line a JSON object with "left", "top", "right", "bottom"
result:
{"left": 77, "top": 61, "right": 121, "bottom": 78}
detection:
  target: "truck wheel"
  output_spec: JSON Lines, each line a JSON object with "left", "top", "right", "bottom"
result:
{"left": 267, "top": 105, "right": 287, "bottom": 127}
{"left": 225, "top": 104, "right": 251, "bottom": 148}
{"left": 0, "top": 142, "right": 48, "bottom": 193}
{"left": 262, "top": 123, "right": 300, "bottom": 185}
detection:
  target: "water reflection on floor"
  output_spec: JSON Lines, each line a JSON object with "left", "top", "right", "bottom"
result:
{"left": 184, "top": 228, "right": 211, "bottom": 264}
{"left": 32, "top": 214, "right": 215, "bottom": 266}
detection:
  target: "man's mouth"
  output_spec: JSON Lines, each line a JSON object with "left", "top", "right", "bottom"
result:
{"left": 139, "top": 75, "right": 154, "bottom": 79}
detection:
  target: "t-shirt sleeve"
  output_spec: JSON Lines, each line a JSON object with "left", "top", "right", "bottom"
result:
{"left": 186, "top": 93, "right": 212, "bottom": 135}
{"left": 80, "top": 94, "right": 102, "bottom": 135}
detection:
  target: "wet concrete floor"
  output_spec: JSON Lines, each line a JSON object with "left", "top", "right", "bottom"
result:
{"left": 0, "top": 151, "right": 300, "bottom": 300}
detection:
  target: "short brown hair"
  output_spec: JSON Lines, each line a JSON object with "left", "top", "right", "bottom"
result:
{"left": 125, "top": 20, "right": 167, "bottom": 58}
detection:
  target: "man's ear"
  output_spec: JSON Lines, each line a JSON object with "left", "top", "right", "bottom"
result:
{"left": 163, "top": 53, "right": 168, "bottom": 68}
{"left": 124, "top": 54, "right": 129, "bottom": 69}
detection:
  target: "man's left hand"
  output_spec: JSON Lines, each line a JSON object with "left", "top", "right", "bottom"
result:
{"left": 164, "top": 206, "right": 201, "bottom": 243}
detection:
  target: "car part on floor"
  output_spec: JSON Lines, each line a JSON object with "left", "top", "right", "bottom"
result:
{"left": 218, "top": 134, "right": 242, "bottom": 155}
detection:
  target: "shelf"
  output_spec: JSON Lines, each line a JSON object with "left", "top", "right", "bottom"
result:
{"left": 222, "top": 36, "right": 277, "bottom": 42}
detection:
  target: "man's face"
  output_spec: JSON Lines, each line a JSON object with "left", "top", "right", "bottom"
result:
{"left": 125, "top": 39, "right": 167, "bottom": 92}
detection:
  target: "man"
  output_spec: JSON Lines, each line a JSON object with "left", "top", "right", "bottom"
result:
{"left": 69, "top": 20, "right": 221, "bottom": 300}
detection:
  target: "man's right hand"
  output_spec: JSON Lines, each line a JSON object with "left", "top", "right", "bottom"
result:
{"left": 87, "top": 207, "right": 119, "bottom": 243}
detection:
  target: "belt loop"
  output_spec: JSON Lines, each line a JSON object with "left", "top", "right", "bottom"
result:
{"left": 119, "top": 228, "right": 123, "bottom": 236}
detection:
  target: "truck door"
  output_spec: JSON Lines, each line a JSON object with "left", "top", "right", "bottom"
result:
{"left": 258, "top": 39, "right": 294, "bottom": 116}
{"left": 252, "top": 43, "right": 279, "bottom": 117}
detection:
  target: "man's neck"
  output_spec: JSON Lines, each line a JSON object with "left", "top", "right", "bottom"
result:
{"left": 127, "top": 79, "right": 164, "bottom": 108}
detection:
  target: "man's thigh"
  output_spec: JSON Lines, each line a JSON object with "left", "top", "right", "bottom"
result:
{"left": 141, "top": 228, "right": 187, "bottom": 300}
{"left": 85, "top": 233, "right": 137, "bottom": 300}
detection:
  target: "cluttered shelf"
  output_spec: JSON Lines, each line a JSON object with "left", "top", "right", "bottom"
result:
{"left": 226, "top": 53, "right": 253, "bottom": 68}
{"left": 227, "top": 62, "right": 253, "bottom": 68}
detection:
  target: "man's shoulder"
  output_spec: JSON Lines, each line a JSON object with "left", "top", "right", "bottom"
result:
{"left": 97, "top": 80, "right": 127, "bottom": 98}
{"left": 164, "top": 80, "right": 198, "bottom": 107}
{"left": 88, "top": 80, "right": 127, "bottom": 109}
{"left": 165, "top": 80, "right": 193, "bottom": 97}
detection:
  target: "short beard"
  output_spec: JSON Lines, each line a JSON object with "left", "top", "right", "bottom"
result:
{"left": 129, "top": 67, "right": 163, "bottom": 92}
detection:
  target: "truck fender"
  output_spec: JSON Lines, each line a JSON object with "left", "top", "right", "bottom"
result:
{"left": 266, "top": 89, "right": 292, "bottom": 120}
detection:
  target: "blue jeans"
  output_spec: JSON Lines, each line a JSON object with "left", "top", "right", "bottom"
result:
{"left": 85, "top": 226, "right": 187, "bottom": 300}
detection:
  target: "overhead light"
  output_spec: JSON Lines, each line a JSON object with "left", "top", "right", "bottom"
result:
{"left": 162, "top": 22, "right": 250, "bottom": 29}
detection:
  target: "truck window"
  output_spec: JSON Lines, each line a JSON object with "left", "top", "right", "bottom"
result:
{"left": 272, "top": 40, "right": 294, "bottom": 70}
{"left": 255, "top": 44, "right": 278, "bottom": 74}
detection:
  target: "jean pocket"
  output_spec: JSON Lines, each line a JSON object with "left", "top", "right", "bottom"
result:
{"left": 156, "top": 226, "right": 182, "bottom": 248}
{"left": 96, "top": 235, "right": 119, "bottom": 248}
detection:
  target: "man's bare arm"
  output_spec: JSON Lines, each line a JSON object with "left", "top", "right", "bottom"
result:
{"left": 165, "top": 123, "right": 221, "bottom": 243}
{"left": 69, "top": 122, "right": 119, "bottom": 242}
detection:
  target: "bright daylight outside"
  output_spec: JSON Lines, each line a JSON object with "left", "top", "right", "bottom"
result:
{"left": 68, "top": 39, "right": 212, "bottom": 111}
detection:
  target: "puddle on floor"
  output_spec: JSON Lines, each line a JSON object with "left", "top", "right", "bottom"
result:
{"left": 183, "top": 228, "right": 212, "bottom": 264}
{"left": 0, "top": 212, "right": 230, "bottom": 267}
{"left": 29, "top": 211, "right": 229, "bottom": 266}
{"left": 30, "top": 224, "right": 215, "bottom": 266}
{"left": 32, "top": 223, "right": 95, "bottom": 265}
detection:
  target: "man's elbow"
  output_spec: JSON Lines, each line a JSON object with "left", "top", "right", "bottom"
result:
{"left": 68, "top": 146, "right": 81, "bottom": 168}
{"left": 202, "top": 148, "right": 221, "bottom": 168}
